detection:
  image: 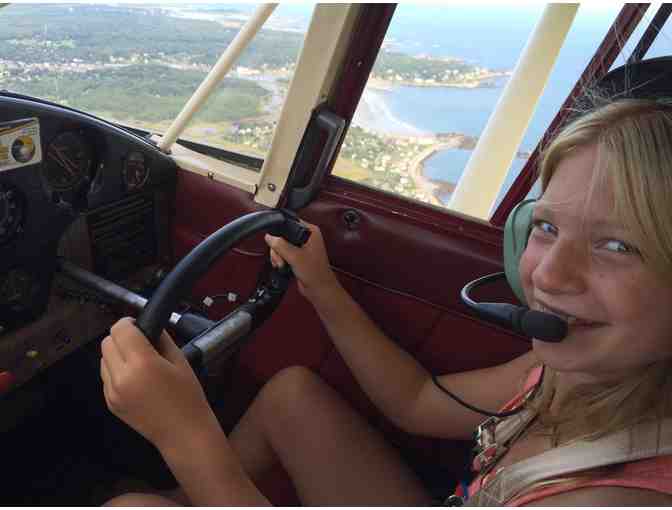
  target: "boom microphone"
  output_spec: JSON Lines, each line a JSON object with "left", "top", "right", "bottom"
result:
{"left": 461, "top": 273, "right": 568, "bottom": 342}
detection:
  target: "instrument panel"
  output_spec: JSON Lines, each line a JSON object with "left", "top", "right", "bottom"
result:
{"left": 0, "top": 92, "right": 178, "bottom": 337}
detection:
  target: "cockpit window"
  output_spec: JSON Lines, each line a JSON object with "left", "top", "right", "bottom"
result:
{"left": 0, "top": 3, "right": 307, "bottom": 162}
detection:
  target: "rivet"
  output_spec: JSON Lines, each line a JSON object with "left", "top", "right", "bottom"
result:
{"left": 267, "top": 183, "right": 276, "bottom": 192}
{"left": 207, "top": 171, "right": 215, "bottom": 180}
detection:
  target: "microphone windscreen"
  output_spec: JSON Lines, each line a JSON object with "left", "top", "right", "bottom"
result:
{"left": 521, "top": 310, "right": 567, "bottom": 342}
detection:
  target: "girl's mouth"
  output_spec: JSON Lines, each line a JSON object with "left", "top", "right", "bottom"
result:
{"left": 537, "top": 302, "right": 602, "bottom": 328}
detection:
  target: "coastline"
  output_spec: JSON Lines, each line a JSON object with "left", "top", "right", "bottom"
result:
{"left": 354, "top": 84, "right": 477, "bottom": 206}
{"left": 367, "top": 73, "right": 509, "bottom": 91}
{"left": 408, "top": 137, "right": 475, "bottom": 206}
{"left": 408, "top": 144, "right": 453, "bottom": 206}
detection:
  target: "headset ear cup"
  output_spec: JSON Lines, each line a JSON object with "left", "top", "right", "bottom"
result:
{"left": 503, "top": 199, "right": 536, "bottom": 305}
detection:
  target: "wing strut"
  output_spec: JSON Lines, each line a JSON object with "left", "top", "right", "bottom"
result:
{"left": 157, "top": 4, "right": 278, "bottom": 154}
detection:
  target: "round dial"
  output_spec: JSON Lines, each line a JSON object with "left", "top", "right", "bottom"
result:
{"left": 122, "top": 151, "right": 150, "bottom": 191}
{"left": 44, "top": 131, "right": 93, "bottom": 191}
{"left": 0, "top": 183, "right": 25, "bottom": 245}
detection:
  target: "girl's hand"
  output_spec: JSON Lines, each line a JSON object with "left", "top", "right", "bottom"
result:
{"left": 264, "top": 221, "right": 340, "bottom": 303}
{"left": 100, "top": 317, "right": 217, "bottom": 451}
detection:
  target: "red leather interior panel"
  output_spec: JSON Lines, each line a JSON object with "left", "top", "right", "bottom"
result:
{"left": 416, "top": 314, "right": 530, "bottom": 375}
{"left": 238, "top": 284, "right": 333, "bottom": 381}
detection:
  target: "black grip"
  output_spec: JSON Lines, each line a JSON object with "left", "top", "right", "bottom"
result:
{"left": 283, "top": 221, "right": 311, "bottom": 247}
{"left": 286, "top": 108, "right": 346, "bottom": 211}
{"left": 268, "top": 209, "right": 311, "bottom": 247}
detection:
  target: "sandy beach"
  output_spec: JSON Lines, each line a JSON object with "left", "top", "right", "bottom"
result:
{"left": 353, "top": 86, "right": 464, "bottom": 205}
{"left": 352, "top": 88, "right": 429, "bottom": 138}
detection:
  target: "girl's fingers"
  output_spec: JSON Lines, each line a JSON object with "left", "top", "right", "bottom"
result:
{"left": 110, "top": 317, "right": 158, "bottom": 362}
{"left": 270, "top": 248, "right": 285, "bottom": 268}
{"left": 101, "top": 335, "right": 125, "bottom": 368}
{"left": 156, "top": 330, "right": 187, "bottom": 366}
{"left": 100, "top": 357, "right": 119, "bottom": 408}
{"left": 264, "top": 234, "right": 300, "bottom": 264}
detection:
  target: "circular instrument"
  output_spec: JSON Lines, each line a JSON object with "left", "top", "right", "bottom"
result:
{"left": 122, "top": 151, "right": 150, "bottom": 191}
{"left": 44, "top": 131, "right": 93, "bottom": 191}
{"left": 0, "top": 183, "right": 26, "bottom": 246}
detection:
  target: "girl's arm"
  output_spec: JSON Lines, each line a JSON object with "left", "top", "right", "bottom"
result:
{"left": 266, "top": 223, "right": 537, "bottom": 439}
{"left": 100, "top": 318, "right": 269, "bottom": 506}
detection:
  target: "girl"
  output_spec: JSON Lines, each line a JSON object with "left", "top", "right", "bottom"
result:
{"left": 101, "top": 98, "right": 672, "bottom": 506}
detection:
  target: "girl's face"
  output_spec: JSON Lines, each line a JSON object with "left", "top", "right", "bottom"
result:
{"left": 519, "top": 143, "right": 672, "bottom": 384}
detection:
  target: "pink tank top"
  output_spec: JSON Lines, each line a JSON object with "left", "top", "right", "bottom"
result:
{"left": 459, "top": 366, "right": 672, "bottom": 505}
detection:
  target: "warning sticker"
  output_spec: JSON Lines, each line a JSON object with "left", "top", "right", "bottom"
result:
{"left": 0, "top": 118, "right": 42, "bottom": 172}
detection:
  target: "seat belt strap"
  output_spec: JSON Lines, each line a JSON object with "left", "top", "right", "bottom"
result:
{"left": 467, "top": 418, "right": 672, "bottom": 506}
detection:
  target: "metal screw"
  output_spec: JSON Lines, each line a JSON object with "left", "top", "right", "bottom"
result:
{"left": 267, "top": 183, "right": 276, "bottom": 192}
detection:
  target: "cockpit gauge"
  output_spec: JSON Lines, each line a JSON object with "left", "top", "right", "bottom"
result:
{"left": 122, "top": 151, "right": 150, "bottom": 191}
{"left": 0, "top": 183, "right": 26, "bottom": 246}
{"left": 44, "top": 131, "right": 93, "bottom": 192}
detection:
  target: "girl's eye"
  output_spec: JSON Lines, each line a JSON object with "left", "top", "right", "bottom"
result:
{"left": 602, "top": 239, "right": 639, "bottom": 255}
{"left": 531, "top": 219, "right": 556, "bottom": 236}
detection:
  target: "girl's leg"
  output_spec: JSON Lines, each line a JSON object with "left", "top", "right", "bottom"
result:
{"left": 229, "top": 365, "right": 432, "bottom": 506}
{"left": 105, "top": 365, "right": 432, "bottom": 506}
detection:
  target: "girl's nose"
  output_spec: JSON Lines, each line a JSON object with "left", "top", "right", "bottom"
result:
{"left": 531, "top": 239, "right": 587, "bottom": 296}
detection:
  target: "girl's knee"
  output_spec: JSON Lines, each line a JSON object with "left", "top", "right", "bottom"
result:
{"left": 258, "top": 366, "right": 330, "bottom": 418}
{"left": 267, "top": 365, "right": 326, "bottom": 398}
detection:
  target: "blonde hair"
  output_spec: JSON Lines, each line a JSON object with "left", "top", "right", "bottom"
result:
{"left": 531, "top": 98, "right": 672, "bottom": 445}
